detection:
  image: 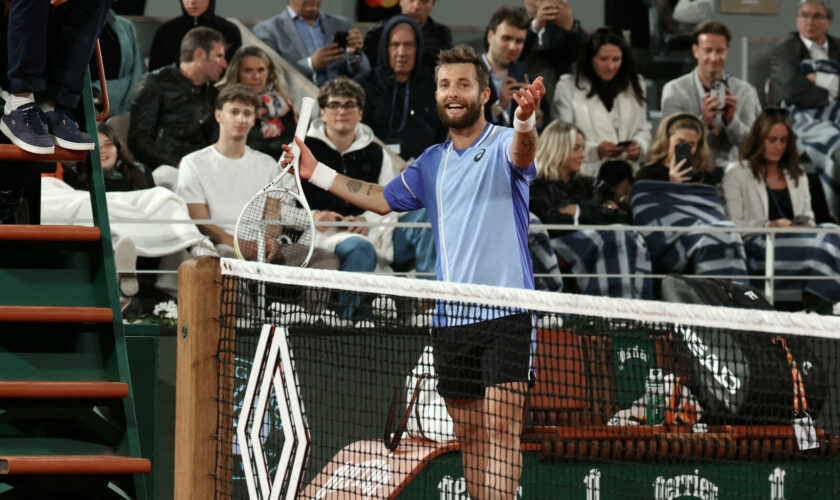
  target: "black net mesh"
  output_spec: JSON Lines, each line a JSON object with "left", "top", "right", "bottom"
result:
{"left": 214, "top": 261, "right": 840, "bottom": 499}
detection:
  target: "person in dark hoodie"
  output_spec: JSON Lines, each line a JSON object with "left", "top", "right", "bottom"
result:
{"left": 148, "top": 0, "right": 241, "bottom": 71}
{"left": 354, "top": 15, "right": 445, "bottom": 161}
{"left": 363, "top": 0, "right": 453, "bottom": 74}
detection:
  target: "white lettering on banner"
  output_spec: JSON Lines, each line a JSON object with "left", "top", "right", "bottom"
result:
{"left": 744, "top": 291, "right": 759, "bottom": 301}
{"left": 677, "top": 325, "right": 742, "bottom": 397}
{"left": 584, "top": 469, "right": 601, "bottom": 500}
{"left": 769, "top": 467, "right": 786, "bottom": 500}
{"left": 314, "top": 460, "right": 391, "bottom": 499}
{"left": 653, "top": 470, "right": 719, "bottom": 500}
{"left": 617, "top": 346, "right": 649, "bottom": 371}
{"left": 437, "top": 476, "right": 523, "bottom": 499}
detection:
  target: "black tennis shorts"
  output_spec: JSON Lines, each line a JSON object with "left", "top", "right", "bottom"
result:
{"left": 431, "top": 312, "right": 533, "bottom": 400}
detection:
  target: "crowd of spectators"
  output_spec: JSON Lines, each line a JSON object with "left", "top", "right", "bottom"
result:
{"left": 5, "top": 0, "right": 840, "bottom": 314}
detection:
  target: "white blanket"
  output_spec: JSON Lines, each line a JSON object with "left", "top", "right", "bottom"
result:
{"left": 41, "top": 177, "right": 210, "bottom": 257}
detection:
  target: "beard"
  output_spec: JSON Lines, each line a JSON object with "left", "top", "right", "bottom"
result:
{"left": 436, "top": 94, "right": 483, "bottom": 130}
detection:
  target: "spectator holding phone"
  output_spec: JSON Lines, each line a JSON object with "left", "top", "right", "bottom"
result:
{"left": 722, "top": 109, "right": 814, "bottom": 229}
{"left": 553, "top": 28, "right": 651, "bottom": 177}
{"left": 722, "top": 108, "right": 840, "bottom": 313}
{"left": 661, "top": 21, "right": 761, "bottom": 170}
{"left": 253, "top": 0, "right": 370, "bottom": 86}
{"left": 637, "top": 113, "right": 715, "bottom": 185}
{"left": 482, "top": 7, "right": 531, "bottom": 127}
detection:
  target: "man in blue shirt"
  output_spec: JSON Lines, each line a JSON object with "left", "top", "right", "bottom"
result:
{"left": 284, "top": 45, "right": 545, "bottom": 500}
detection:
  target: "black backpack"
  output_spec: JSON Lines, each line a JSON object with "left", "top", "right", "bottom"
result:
{"left": 661, "top": 275, "right": 827, "bottom": 425}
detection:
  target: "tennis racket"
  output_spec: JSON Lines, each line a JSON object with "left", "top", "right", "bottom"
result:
{"left": 233, "top": 96, "right": 316, "bottom": 267}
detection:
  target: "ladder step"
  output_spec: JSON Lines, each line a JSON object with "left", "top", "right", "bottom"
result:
{"left": 0, "top": 455, "right": 150, "bottom": 475}
{"left": 0, "top": 306, "right": 113, "bottom": 323}
{"left": 0, "top": 144, "right": 87, "bottom": 163}
{"left": 0, "top": 381, "right": 128, "bottom": 399}
{"left": 0, "top": 225, "right": 100, "bottom": 242}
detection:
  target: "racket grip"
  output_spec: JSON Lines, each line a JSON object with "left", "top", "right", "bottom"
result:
{"left": 294, "top": 97, "right": 316, "bottom": 140}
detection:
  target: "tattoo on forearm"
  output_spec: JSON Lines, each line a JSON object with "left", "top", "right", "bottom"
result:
{"left": 366, "top": 184, "right": 372, "bottom": 196}
{"left": 347, "top": 180, "right": 362, "bottom": 193}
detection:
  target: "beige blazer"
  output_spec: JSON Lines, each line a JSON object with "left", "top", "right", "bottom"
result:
{"left": 721, "top": 161, "right": 814, "bottom": 229}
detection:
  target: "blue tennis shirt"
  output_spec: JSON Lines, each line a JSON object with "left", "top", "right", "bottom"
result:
{"left": 384, "top": 123, "right": 536, "bottom": 303}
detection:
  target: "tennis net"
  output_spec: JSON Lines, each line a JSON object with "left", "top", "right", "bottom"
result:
{"left": 214, "top": 258, "right": 840, "bottom": 499}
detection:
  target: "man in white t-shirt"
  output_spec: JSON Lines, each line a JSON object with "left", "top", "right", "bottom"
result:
{"left": 177, "top": 84, "right": 337, "bottom": 268}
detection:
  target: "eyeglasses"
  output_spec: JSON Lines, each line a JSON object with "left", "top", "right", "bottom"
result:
{"left": 324, "top": 101, "right": 359, "bottom": 110}
{"left": 798, "top": 12, "right": 830, "bottom": 21}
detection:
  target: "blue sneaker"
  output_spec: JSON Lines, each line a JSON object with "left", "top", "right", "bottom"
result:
{"left": 0, "top": 102, "right": 55, "bottom": 154}
{"left": 44, "top": 108, "right": 94, "bottom": 150}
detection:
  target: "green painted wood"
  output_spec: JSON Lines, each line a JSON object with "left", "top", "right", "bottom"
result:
{"left": 81, "top": 72, "right": 148, "bottom": 500}
{"left": 126, "top": 336, "right": 158, "bottom": 497}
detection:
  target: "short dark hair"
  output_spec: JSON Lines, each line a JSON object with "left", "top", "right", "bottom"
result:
{"left": 215, "top": 84, "right": 259, "bottom": 111}
{"left": 486, "top": 6, "right": 530, "bottom": 33}
{"left": 180, "top": 26, "right": 225, "bottom": 63}
{"left": 692, "top": 21, "right": 732, "bottom": 46}
{"left": 317, "top": 76, "right": 366, "bottom": 110}
{"left": 435, "top": 44, "right": 491, "bottom": 91}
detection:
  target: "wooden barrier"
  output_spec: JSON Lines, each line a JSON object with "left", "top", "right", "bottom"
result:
{"left": 174, "top": 257, "right": 224, "bottom": 499}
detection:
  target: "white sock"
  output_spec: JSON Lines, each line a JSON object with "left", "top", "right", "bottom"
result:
{"left": 39, "top": 102, "right": 55, "bottom": 113}
{"left": 4, "top": 93, "right": 34, "bottom": 114}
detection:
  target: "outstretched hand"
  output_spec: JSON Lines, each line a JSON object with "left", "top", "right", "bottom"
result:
{"left": 280, "top": 137, "right": 318, "bottom": 179}
{"left": 512, "top": 75, "right": 546, "bottom": 122}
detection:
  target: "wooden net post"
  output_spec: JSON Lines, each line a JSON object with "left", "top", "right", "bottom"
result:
{"left": 174, "top": 256, "right": 226, "bottom": 499}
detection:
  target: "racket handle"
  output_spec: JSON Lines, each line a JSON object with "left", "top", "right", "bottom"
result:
{"left": 290, "top": 96, "right": 316, "bottom": 158}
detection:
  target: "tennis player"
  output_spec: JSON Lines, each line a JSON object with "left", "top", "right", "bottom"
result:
{"left": 283, "top": 44, "right": 544, "bottom": 499}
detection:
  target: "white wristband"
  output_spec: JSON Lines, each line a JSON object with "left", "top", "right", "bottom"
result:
{"left": 309, "top": 162, "right": 337, "bottom": 191}
{"left": 513, "top": 113, "right": 536, "bottom": 133}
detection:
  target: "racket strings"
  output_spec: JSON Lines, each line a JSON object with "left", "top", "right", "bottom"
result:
{"left": 235, "top": 189, "right": 313, "bottom": 266}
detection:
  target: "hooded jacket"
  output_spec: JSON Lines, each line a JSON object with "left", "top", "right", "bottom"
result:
{"left": 303, "top": 119, "right": 399, "bottom": 264}
{"left": 148, "top": 0, "right": 241, "bottom": 71}
{"left": 354, "top": 16, "right": 445, "bottom": 161}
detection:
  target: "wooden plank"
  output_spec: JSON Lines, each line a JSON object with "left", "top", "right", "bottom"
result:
{"left": 0, "top": 144, "right": 87, "bottom": 163}
{"left": 0, "top": 225, "right": 100, "bottom": 242}
{"left": 174, "top": 257, "right": 222, "bottom": 500}
{"left": 0, "top": 455, "right": 150, "bottom": 475}
{"left": 0, "top": 306, "right": 112, "bottom": 323}
{"left": 0, "top": 381, "right": 128, "bottom": 399}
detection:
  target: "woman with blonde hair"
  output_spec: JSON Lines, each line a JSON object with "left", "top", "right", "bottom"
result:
{"left": 631, "top": 112, "right": 749, "bottom": 282}
{"left": 637, "top": 113, "right": 715, "bottom": 185}
{"left": 220, "top": 45, "right": 297, "bottom": 159}
{"left": 529, "top": 120, "right": 651, "bottom": 298}
{"left": 722, "top": 108, "right": 840, "bottom": 312}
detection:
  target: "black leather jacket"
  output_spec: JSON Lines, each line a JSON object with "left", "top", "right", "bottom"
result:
{"left": 127, "top": 65, "right": 218, "bottom": 168}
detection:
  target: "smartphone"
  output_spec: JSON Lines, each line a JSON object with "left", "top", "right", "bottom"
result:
{"left": 616, "top": 140, "right": 633, "bottom": 147}
{"left": 710, "top": 80, "right": 727, "bottom": 111}
{"left": 674, "top": 142, "right": 693, "bottom": 170}
{"left": 333, "top": 31, "right": 349, "bottom": 50}
{"left": 793, "top": 215, "right": 811, "bottom": 226}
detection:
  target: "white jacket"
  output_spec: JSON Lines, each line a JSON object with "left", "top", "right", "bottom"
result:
{"left": 553, "top": 73, "right": 652, "bottom": 176}
{"left": 722, "top": 160, "right": 814, "bottom": 231}
{"left": 306, "top": 119, "right": 399, "bottom": 268}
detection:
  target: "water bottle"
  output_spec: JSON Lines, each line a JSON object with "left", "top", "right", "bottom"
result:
{"left": 645, "top": 368, "right": 665, "bottom": 426}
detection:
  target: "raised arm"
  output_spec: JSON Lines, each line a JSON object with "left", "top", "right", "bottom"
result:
{"left": 510, "top": 76, "right": 546, "bottom": 169}
{"left": 282, "top": 137, "right": 392, "bottom": 216}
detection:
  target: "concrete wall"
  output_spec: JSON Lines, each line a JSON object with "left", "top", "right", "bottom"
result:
{"left": 142, "top": 1, "right": 840, "bottom": 82}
